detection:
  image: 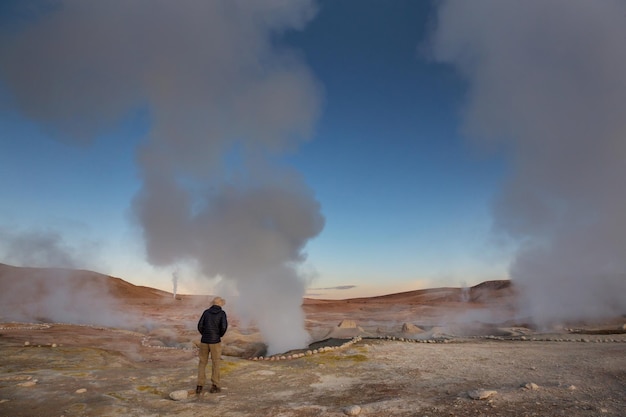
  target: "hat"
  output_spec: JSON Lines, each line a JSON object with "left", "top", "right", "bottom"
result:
{"left": 211, "top": 296, "right": 225, "bottom": 307}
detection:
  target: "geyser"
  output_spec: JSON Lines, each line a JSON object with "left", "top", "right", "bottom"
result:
{"left": 430, "top": 0, "right": 626, "bottom": 324}
{"left": 0, "top": 0, "right": 324, "bottom": 354}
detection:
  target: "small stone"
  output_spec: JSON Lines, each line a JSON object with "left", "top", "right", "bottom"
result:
{"left": 566, "top": 385, "right": 577, "bottom": 391}
{"left": 18, "top": 380, "right": 37, "bottom": 387}
{"left": 523, "top": 382, "right": 539, "bottom": 390}
{"left": 75, "top": 388, "right": 87, "bottom": 394}
{"left": 169, "top": 390, "right": 189, "bottom": 401}
{"left": 468, "top": 389, "right": 497, "bottom": 400}
{"left": 51, "top": 343, "right": 57, "bottom": 348}
{"left": 343, "top": 405, "right": 361, "bottom": 416}
{"left": 24, "top": 341, "right": 30, "bottom": 346}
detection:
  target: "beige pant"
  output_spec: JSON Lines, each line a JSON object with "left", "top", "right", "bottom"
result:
{"left": 197, "top": 342, "right": 222, "bottom": 388}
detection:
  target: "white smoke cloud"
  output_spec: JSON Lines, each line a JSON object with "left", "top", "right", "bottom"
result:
{"left": 429, "top": 0, "right": 626, "bottom": 324}
{"left": 0, "top": 264, "right": 130, "bottom": 327}
{"left": 0, "top": 227, "right": 77, "bottom": 268}
{"left": 0, "top": 0, "right": 324, "bottom": 353}
{"left": 0, "top": 226, "right": 102, "bottom": 270}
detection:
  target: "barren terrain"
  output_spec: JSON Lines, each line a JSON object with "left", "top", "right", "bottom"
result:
{"left": 1, "top": 264, "right": 625, "bottom": 416}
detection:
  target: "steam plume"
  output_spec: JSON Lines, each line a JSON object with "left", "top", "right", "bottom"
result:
{"left": 172, "top": 270, "right": 179, "bottom": 299}
{"left": 430, "top": 0, "right": 626, "bottom": 323}
{"left": 0, "top": 0, "right": 324, "bottom": 353}
{"left": 0, "top": 227, "right": 78, "bottom": 268}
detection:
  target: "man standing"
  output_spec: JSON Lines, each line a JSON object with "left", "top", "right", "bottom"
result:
{"left": 196, "top": 296, "right": 228, "bottom": 395}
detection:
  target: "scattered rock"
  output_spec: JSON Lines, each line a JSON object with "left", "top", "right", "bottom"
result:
{"left": 468, "top": 389, "right": 497, "bottom": 400}
{"left": 566, "top": 385, "right": 577, "bottom": 391}
{"left": 429, "top": 326, "right": 451, "bottom": 338}
{"left": 75, "top": 388, "right": 87, "bottom": 394}
{"left": 523, "top": 382, "right": 540, "bottom": 390}
{"left": 401, "top": 323, "right": 424, "bottom": 333}
{"left": 17, "top": 380, "right": 38, "bottom": 387}
{"left": 23, "top": 341, "right": 30, "bottom": 346}
{"left": 148, "top": 340, "right": 166, "bottom": 348}
{"left": 169, "top": 390, "right": 189, "bottom": 401}
{"left": 343, "top": 405, "right": 361, "bottom": 416}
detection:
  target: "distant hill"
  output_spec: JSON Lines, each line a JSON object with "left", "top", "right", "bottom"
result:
{"left": 0, "top": 263, "right": 169, "bottom": 300}
{"left": 0, "top": 263, "right": 515, "bottom": 327}
{"left": 303, "top": 280, "right": 514, "bottom": 306}
{"left": 1, "top": 263, "right": 513, "bottom": 305}
{"left": 0, "top": 263, "right": 174, "bottom": 326}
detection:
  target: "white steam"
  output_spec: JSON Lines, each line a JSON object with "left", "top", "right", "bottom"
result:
{"left": 0, "top": 227, "right": 78, "bottom": 268}
{"left": 0, "top": 226, "right": 102, "bottom": 271}
{"left": 0, "top": 264, "right": 130, "bottom": 328}
{"left": 430, "top": 0, "right": 626, "bottom": 324}
{"left": 172, "top": 270, "right": 179, "bottom": 299}
{"left": 0, "top": 0, "right": 324, "bottom": 353}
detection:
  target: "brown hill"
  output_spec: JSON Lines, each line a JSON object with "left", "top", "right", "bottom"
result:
{"left": 303, "top": 280, "right": 514, "bottom": 306}
{"left": 0, "top": 262, "right": 169, "bottom": 300}
{"left": 0, "top": 263, "right": 516, "bottom": 329}
{"left": 0, "top": 263, "right": 172, "bottom": 326}
{"left": 1, "top": 263, "right": 513, "bottom": 306}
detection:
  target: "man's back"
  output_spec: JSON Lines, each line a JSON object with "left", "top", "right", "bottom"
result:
{"left": 198, "top": 305, "right": 228, "bottom": 344}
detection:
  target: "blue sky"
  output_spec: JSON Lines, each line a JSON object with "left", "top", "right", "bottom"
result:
{"left": 0, "top": 0, "right": 581, "bottom": 299}
{"left": 282, "top": 2, "right": 510, "bottom": 295}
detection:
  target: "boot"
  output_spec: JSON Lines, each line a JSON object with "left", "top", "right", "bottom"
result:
{"left": 209, "top": 384, "right": 221, "bottom": 393}
{"left": 195, "top": 385, "right": 203, "bottom": 394}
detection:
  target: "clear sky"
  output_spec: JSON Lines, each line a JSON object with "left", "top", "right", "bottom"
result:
{"left": 281, "top": 1, "right": 510, "bottom": 296}
{"left": 1, "top": 0, "right": 624, "bottom": 317}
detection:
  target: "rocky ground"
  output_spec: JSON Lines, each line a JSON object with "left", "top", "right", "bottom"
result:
{"left": 2, "top": 319, "right": 625, "bottom": 416}
{"left": 0, "top": 266, "right": 625, "bottom": 416}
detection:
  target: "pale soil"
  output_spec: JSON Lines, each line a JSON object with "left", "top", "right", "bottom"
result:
{"left": 1, "top": 319, "right": 625, "bottom": 416}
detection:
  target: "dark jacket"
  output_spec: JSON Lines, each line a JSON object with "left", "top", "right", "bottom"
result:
{"left": 197, "top": 305, "right": 228, "bottom": 344}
